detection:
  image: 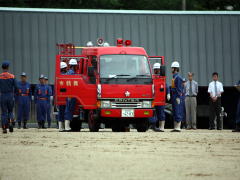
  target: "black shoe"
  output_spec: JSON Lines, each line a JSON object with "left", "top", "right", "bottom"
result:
{"left": 18, "top": 122, "right": 21, "bottom": 129}
{"left": 208, "top": 127, "right": 215, "bottom": 130}
{"left": 217, "top": 128, "right": 222, "bottom": 130}
{"left": 42, "top": 123, "right": 46, "bottom": 129}
{"left": 9, "top": 123, "right": 14, "bottom": 133}
{"left": 2, "top": 128, "right": 7, "bottom": 134}
{"left": 171, "top": 129, "right": 181, "bottom": 132}
{"left": 232, "top": 124, "right": 240, "bottom": 132}
{"left": 38, "top": 122, "right": 42, "bottom": 129}
{"left": 23, "top": 122, "right": 27, "bottom": 129}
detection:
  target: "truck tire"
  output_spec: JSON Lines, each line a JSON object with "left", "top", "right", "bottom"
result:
{"left": 70, "top": 117, "right": 82, "bottom": 132}
{"left": 88, "top": 110, "right": 100, "bottom": 132}
{"left": 136, "top": 118, "right": 149, "bottom": 132}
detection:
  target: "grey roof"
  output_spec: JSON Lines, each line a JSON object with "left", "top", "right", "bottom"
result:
{"left": 0, "top": 7, "right": 239, "bottom": 86}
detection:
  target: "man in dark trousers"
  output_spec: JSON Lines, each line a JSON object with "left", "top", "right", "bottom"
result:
{"left": 34, "top": 74, "right": 51, "bottom": 129}
{"left": 16, "top": 72, "right": 31, "bottom": 129}
{"left": 44, "top": 76, "right": 53, "bottom": 128}
{"left": 233, "top": 80, "right": 240, "bottom": 132}
{"left": 0, "top": 61, "right": 18, "bottom": 133}
{"left": 208, "top": 72, "right": 224, "bottom": 130}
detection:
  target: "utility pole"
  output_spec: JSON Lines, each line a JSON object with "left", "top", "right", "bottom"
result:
{"left": 182, "top": 0, "right": 186, "bottom": 10}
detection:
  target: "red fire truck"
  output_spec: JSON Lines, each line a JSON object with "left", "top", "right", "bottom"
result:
{"left": 54, "top": 39, "right": 166, "bottom": 132}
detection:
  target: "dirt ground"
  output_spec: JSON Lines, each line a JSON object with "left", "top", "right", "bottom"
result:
{"left": 0, "top": 128, "right": 239, "bottom": 180}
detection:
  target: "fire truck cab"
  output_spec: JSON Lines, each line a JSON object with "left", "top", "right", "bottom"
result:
{"left": 55, "top": 39, "right": 166, "bottom": 132}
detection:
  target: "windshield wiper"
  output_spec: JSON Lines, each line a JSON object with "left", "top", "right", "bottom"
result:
{"left": 127, "top": 74, "right": 150, "bottom": 81}
{"left": 106, "top": 74, "right": 131, "bottom": 81}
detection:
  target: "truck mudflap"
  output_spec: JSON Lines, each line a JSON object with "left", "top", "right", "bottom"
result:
{"left": 100, "top": 109, "right": 154, "bottom": 118}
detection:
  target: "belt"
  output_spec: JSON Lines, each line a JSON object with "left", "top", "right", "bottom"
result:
{"left": 19, "top": 94, "right": 29, "bottom": 96}
{"left": 39, "top": 98, "right": 48, "bottom": 100}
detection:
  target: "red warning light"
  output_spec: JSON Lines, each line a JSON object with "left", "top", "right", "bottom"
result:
{"left": 125, "top": 40, "right": 132, "bottom": 46}
{"left": 116, "top": 38, "right": 123, "bottom": 47}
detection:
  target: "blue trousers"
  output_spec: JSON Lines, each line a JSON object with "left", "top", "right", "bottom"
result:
{"left": 172, "top": 96, "right": 184, "bottom": 122}
{"left": 36, "top": 100, "right": 47, "bottom": 123}
{"left": 236, "top": 97, "right": 240, "bottom": 124}
{"left": 17, "top": 96, "right": 30, "bottom": 122}
{"left": 58, "top": 105, "right": 66, "bottom": 122}
{"left": 149, "top": 106, "right": 165, "bottom": 123}
{"left": 1, "top": 93, "right": 14, "bottom": 127}
{"left": 46, "top": 102, "right": 52, "bottom": 124}
{"left": 64, "top": 98, "right": 76, "bottom": 121}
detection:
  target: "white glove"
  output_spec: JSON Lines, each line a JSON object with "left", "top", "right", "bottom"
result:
{"left": 31, "top": 96, "right": 34, "bottom": 101}
{"left": 176, "top": 98, "right": 180, "bottom": 104}
{"left": 167, "top": 94, "right": 170, "bottom": 101}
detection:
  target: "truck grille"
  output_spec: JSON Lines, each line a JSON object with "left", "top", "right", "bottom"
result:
{"left": 111, "top": 102, "right": 142, "bottom": 108}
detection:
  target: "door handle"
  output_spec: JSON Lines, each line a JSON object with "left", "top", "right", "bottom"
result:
{"left": 60, "top": 88, "right": 67, "bottom": 92}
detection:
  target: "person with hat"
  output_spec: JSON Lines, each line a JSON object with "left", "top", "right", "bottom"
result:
{"left": 16, "top": 72, "right": 31, "bottom": 129}
{"left": 233, "top": 80, "right": 240, "bottom": 132}
{"left": 149, "top": 63, "right": 171, "bottom": 132}
{"left": 34, "top": 74, "right": 50, "bottom": 129}
{"left": 0, "top": 61, "right": 18, "bottom": 133}
{"left": 66, "top": 58, "right": 78, "bottom": 75}
{"left": 170, "top": 61, "right": 184, "bottom": 132}
{"left": 44, "top": 76, "right": 53, "bottom": 128}
{"left": 58, "top": 62, "right": 67, "bottom": 132}
{"left": 63, "top": 59, "right": 78, "bottom": 131}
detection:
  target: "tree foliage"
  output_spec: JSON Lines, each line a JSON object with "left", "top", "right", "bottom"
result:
{"left": 0, "top": 0, "right": 239, "bottom": 10}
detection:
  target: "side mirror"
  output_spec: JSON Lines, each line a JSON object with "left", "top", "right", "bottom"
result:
{"left": 88, "top": 66, "right": 95, "bottom": 77}
{"left": 160, "top": 65, "right": 166, "bottom": 76}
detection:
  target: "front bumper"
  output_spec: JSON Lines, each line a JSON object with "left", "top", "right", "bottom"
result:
{"left": 100, "top": 108, "right": 154, "bottom": 118}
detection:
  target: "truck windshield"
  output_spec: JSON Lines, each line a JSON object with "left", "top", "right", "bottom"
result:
{"left": 100, "top": 55, "right": 151, "bottom": 79}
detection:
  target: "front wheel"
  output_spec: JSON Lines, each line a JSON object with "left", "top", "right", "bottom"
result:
{"left": 136, "top": 118, "right": 149, "bottom": 132}
{"left": 88, "top": 110, "right": 100, "bottom": 132}
{"left": 70, "top": 117, "right": 82, "bottom": 132}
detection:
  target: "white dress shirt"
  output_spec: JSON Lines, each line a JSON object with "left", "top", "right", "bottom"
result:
{"left": 208, "top": 80, "right": 224, "bottom": 97}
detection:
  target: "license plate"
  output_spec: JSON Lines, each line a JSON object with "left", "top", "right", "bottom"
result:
{"left": 121, "top": 109, "right": 134, "bottom": 117}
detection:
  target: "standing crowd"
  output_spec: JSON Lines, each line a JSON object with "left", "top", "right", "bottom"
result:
{"left": 150, "top": 61, "right": 239, "bottom": 133}
{"left": 0, "top": 60, "right": 240, "bottom": 133}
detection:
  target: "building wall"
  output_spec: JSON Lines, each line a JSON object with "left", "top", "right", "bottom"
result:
{"left": 0, "top": 8, "right": 239, "bottom": 86}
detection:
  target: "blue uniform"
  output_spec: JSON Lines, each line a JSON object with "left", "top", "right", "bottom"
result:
{"left": 46, "top": 85, "right": 53, "bottom": 125}
{"left": 64, "top": 69, "right": 76, "bottom": 121}
{"left": 0, "top": 71, "right": 17, "bottom": 128}
{"left": 171, "top": 73, "right": 184, "bottom": 122}
{"left": 34, "top": 84, "right": 50, "bottom": 124}
{"left": 16, "top": 81, "right": 31, "bottom": 123}
{"left": 149, "top": 83, "right": 170, "bottom": 124}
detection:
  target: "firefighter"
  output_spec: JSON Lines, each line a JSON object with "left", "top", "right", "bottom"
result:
{"left": 44, "top": 76, "right": 53, "bottom": 128}
{"left": 34, "top": 74, "right": 50, "bottom": 129}
{"left": 16, "top": 72, "right": 31, "bottom": 129}
{"left": 63, "top": 59, "right": 78, "bottom": 131}
{"left": 67, "top": 58, "right": 78, "bottom": 75}
{"left": 0, "top": 61, "right": 18, "bottom": 133}
{"left": 170, "top": 61, "right": 184, "bottom": 132}
{"left": 58, "top": 62, "right": 67, "bottom": 132}
{"left": 150, "top": 63, "right": 171, "bottom": 132}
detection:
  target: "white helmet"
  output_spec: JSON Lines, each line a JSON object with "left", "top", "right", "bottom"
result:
{"left": 86, "top": 41, "right": 93, "bottom": 47}
{"left": 69, "top": 59, "right": 77, "bottom": 65}
{"left": 153, "top": 63, "right": 161, "bottom": 69}
{"left": 171, "top": 61, "right": 180, "bottom": 68}
{"left": 60, "top": 62, "right": 67, "bottom": 69}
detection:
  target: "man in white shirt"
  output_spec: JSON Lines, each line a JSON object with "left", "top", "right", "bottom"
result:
{"left": 208, "top": 72, "right": 224, "bottom": 130}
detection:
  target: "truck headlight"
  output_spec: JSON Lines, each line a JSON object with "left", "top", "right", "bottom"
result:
{"left": 142, "top": 101, "right": 151, "bottom": 108}
{"left": 101, "top": 101, "right": 111, "bottom": 108}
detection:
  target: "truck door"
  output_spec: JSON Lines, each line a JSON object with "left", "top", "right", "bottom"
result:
{"left": 55, "top": 55, "right": 97, "bottom": 109}
{"left": 149, "top": 56, "right": 166, "bottom": 106}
